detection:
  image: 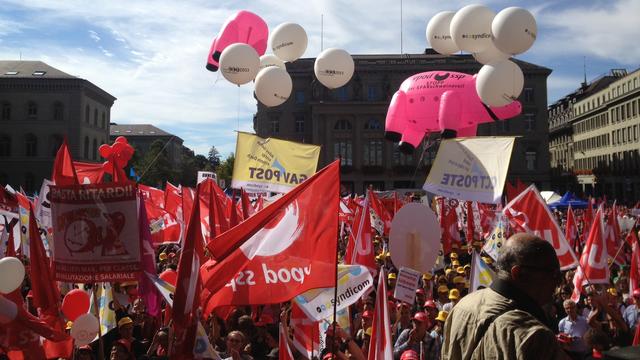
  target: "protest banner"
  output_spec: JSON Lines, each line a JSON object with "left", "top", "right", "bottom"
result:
{"left": 423, "top": 137, "right": 515, "bottom": 204}
{"left": 393, "top": 267, "right": 422, "bottom": 304}
{"left": 294, "top": 265, "right": 373, "bottom": 321}
{"left": 231, "top": 131, "right": 321, "bottom": 193}
{"left": 50, "top": 183, "right": 141, "bottom": 282}
{"left": 197, "top": 171, "right": 218, "bottom": 185}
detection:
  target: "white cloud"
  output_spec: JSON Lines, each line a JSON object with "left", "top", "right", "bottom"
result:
{"left": 88, "top": 30, "right": 101, "bottom": 42}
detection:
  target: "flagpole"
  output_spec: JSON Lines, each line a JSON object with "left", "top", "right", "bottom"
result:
{"left": 331, "top": 231, "right": 339, "bottom": 360}
{"left": 93, "top": 284, "right": 104, "bottom": 360}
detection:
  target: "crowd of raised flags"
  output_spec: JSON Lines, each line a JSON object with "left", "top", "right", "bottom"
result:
{"left": 1, "top": 140, "right": 640, "bottom": 360}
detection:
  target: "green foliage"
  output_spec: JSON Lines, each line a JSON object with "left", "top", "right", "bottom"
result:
{"left": 217, "top": 152, "right": 235, "bottom": 187}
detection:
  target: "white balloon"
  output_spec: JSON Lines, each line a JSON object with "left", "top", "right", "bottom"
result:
{"left": 0, "top": 295, "right": 17, "bottom": 324}
{"left": 0, "top": 257, "right": 25, "bottom": 294}
{"left": 492, "top": 7, "right": 537, "bottom": 55}
{"left": 472, "top": 40, "right": 509, "bottom": 65}
{"left": 426, "top": 11, "right": 459, "bottom": 55}
{"left": 219, "top": 43, "right": 260, "bottom": 85}
{"left": 450, "top": 4, "right": 496, "bottom": 53}
{"left": 270, "top": 23, "right": 308, "bottom": 62}
{"left": 314, "top": 48, "right": 355, "bottom": 89}
{"left": 71, "top": 313, "right": 99, "bottom": 346}
{"left": 254, "top": 67, "right": 293, "bottom": 107}
{"left": 259, "top": 54, "right": 286, "bottom": 71}
{"left": 475, "top": 60, "right": 524, "bottom": 107}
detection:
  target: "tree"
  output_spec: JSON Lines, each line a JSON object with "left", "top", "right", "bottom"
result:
{"left": 133, "top": 139, "right": 178, "bottom": 187}
{"left": 208, "top": 146, "right": 221, "bottom": 170}
{"left": 217, "top": 152, "right": 235, "bottom": 188}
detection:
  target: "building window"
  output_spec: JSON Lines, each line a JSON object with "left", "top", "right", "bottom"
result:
{"left": 24, "top": 173, "right": 35, "bottom": 193}
{"left": 363, "top": 139, "right": 383, "bottom": 166}
{"left": 270, "top": 119, "right": 280, "bottom": 134}
{"left": 335, "top": 87, "right": 348, "bottom": 101}
{"left": 25, "top": 134, "right": 37, "bottom": 157}
{"left": 524, "top": 113, "right": 535, "bottom": 131}
{"left": 367, "top": 85, "right": 380, "bottom": 101}
{"left": 50, "top": 135, "right": 63, "bottom": 157}
{"left": 53, "top": 102, "right": 64, "bottom": 121}
{"left": 0, "top": 135, "right": 10, "bottom": 156}
{"left": 101, "top": 112, "right": 106, "bottom": 128}
{"left": 84, "top": 136, "right": 89, "bottom": 159}
{"left": 295, "top": 91, "right": 305, "bottom": 105}
{"left": 294, "top": 116, "right": 304, "bottom": 133}
{"left": 92, "top": 138, "right": 98, "bottom": 160}
{"left": 393, "top": 144, "right": 414, "bottom": 166}
{"left": 525, "top": 149, "right": 537, "bottom": 171}
{"left": 85, "top": 105, "right": 90, "bottom": 123}
{"left": 1, "top": 102, "right": 11, "bottom": 121}
{"left": 334, "top": 141, "right": 353, "bottom": 166}
{"left": 27, "top": 101, "right": 37, "bottom": 119}
{"left": 364, "top": 118, "right": 382, "bottom": 130}
{"left": 523, "top": 87, "right": 534, "bottom": 103}
{"left": 334, "top": 119, "right": 352, "bottom": 131}
{"left": 93, "top": 108, "right": 98, "bottom": 126}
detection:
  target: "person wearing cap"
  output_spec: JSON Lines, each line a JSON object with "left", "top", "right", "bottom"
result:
{"left": 423, "top": 300, "right": 439, "bottom": 329}
{"left": 453, "top": 276, "right": 466, "bottom": 292}
{"left": 430, "top": 311, "right": 449, "bottom": 360}
{"left": 557, "top": 299, "right": 589, "bottom": 359}
{"left": 392, "top": 303, "right": 413, "bottom": 342}
{"left": 463, "top": 264, "right": 471, "bottom": 278}
{"left": 76, "top": 345, "right": 94, "bottom": 360}
{"left": 355, "top": 309, "right": 374, "bottom": 346}
{"left": 116, "top": 316, "right": 145, "bottom": 358}
{"left": 388, "top": 272, "right": 398, "bottom": 291}
{"left": 436, "top": 285, "right": 449, "bottom": 311}
{"left": 441, "top": 233, "right": 566, "bottom": 359}
{"left": 110, "top": 339, "right": 133, "bottom": 360}
{"left": 393, "top": 312, "right": 437, "bottom": 360}
{"left": 414, "top": 288, "right": 426, "bottom": 313}
{"left": 622, "top": 288, "right": 640, "bottom": 333}
{"left": 442, "top": 289, "right": 460, "bottom": 312}
{"left": 321, "top": 323, "right": 365, "bottom": 360}
{"left": 400, "top": 349, "right": 419, "bottom": 360}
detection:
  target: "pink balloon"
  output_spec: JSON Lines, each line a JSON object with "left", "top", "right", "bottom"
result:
{"left": 159, "top": 270, "right": 177, "bottom": 287}
{"left": 385, "top": 71, "right": 522, "bottom": 153}
{"left": 206, "top": 10, "right": 268, "bottom": 72}
{"left": 61, "top": 289, "right": 90, "bottom": 321}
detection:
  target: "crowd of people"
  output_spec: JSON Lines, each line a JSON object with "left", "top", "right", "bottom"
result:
{"left": 3, "top": 198, "right": 640, "bottom": 360}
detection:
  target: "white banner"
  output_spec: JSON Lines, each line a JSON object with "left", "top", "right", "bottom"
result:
{"left": 393, "top": 267, "right": 421, "bottom": 304}
{"left": 423, "top": 137, "right": 515, "bottom": 204}
{"left": 197, "top": 171, "right": 217, "bottom": 185}
{"left": 294, "top": 265, "right": 373, "bottom": 321}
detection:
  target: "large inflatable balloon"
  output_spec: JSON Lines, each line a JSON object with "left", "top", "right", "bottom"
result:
{"left": 62, "top": 289, "right": 90, "bottom": 321}
{"left": 255, "top": 67, "right": 293, "bottom": 107}
{"left": 270, "top": 23, "right": 308, "bottom": 62}
{"left": 0, "top": 257, "right": 25, "bottom": 294}
{"left": 314, "top": 48, "right": 354, "bottom": 89}
{"left": 206, "top": 10, "right": 268, "bottom": 72}
{"left": 492, "top": 7, "right": 537, "bottom": 55}
{"left": 426, "top": 11, "right": 459, "bottom": 55}
{"left": 259, "top": 54, "right": 286, "bottom": 71}
{"left": 219, "top": 43, "right": 261, "bottom": 85}
{"left": 450, "top": 4, "right": 495, "bottom": 53}
{"left": 472, "top": 40, "right": 509, "bottom": 65}
{"left": 385, "top": 71, "right": 522, "bottom": 154}
{"left": 475, "top": 60, "right": 524, "bottom": 107}
{"left": 71, "top": 313, "right": 99, "bottom": 346}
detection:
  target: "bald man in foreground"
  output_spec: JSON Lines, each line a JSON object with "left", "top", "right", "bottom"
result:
{"left": 441, "top": 233, "right": 569, "bottom": 360}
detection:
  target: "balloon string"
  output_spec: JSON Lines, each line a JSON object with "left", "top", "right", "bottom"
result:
{"left": 412, "top": 133, "right": 437, "bottom": 186}
{"left": 237, "top": 85, "right": 241, "bottom": 132}
{"left": 138, "top": 136, "right": 176, "bottom": 181}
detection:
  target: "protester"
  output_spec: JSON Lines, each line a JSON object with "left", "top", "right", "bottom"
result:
{"left": 558, "top": 299, "right": 589, "bottom": 359}
{"left": 393, "top": 312, "right": 438, "bottom": 360}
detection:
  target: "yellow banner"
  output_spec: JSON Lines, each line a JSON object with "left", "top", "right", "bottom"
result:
{"left": 231, "top": 132, "right": 321, "bottom": 193}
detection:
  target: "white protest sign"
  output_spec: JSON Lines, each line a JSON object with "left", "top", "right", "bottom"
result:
{"left": 393, "top": 267, "right": 422, "bottom": 304}
{"left": 197, "top": 171, "right": 217, "bottom": 185}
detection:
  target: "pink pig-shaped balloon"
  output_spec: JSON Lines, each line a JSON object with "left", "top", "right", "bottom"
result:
{"left": 385, "top": 71, "right": 522, "bottom": 153}
{"left": 206, "top": 10, "right": 268, "bottom": 72}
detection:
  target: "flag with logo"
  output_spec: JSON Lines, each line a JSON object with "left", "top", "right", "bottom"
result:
{"left": 92, "top": 283, "right": 117, "bottom": 336}
{"left": 504, "top": 185, "right": 578, "bottom": 270}
{"left": 368, "top": 189, "right": 392, "bottom": 235}
{"left": 482, "top": 214, "right": 508, "bottom": 262}
{"left": 290, "top": 302, "right": 321, "bottom": 359}
{"left": 604, "top": 204, "right": 623, "bottom": 264}
{"left": 470, "top": 251, "right": 495, "bottom": 292}
{"left": 572, "top": 207, "right": 609, "bottom": 302}
{"left": 193, "top": 321, "right": 221, "bottom": 359}
{"left": 367, "top": 269, "right": 393, "bottom": 360}
{"left": 200, "top": 161, "right": 339, "bottom": 315}
{"left": 74, "top": 161, "right": 105, "bottom": 184}
{"left": 279, "top": 323, "right": 295, "bottom": 360}
{"left": 566, "top": 205, "right": 579, "bottom": 252}
{"left": 345, "top": 197, "right": 376, "bottom": 271}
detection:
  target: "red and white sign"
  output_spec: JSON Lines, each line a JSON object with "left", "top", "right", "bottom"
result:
{"left": 572, "top": 207, "right": 609, "bottom": 302}
{"left": 50, "top": 183, "right": 141, "bottom": 282}
{"left": 504, "top": 185, "right": 578, "bottom": 270}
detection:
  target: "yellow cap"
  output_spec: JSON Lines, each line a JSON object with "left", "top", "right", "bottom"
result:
{"left": 450, "top": 253, "right": 458, "bottom": 259}
{"left": 463, "top": 264, "right": 471, "bottom": 270}
{"left": 422, "top": 273, "right": 433, "bottom": 281}
{"left": 445, "top": 268, "right": 453, "bottom": 275}
{"left": 452, "top": 260, "right": 460, "bottom": 267}
{"left": 117, "top": 316, "right": 133, "bottom": 327}
{"left": 159, "top": 253, "right": 168, "bottom": 261}
{"left": 66, "top": 321, "right": 73, "bottom": 330}
{"left": 120, "top": 281, "right": 138, "bottom": 288}
{"left": 438, "top": 285, "right": 449, "bottom": 293}
{"left": 449, "top": 289, "right": 460, "bottom": 300}
{"left": 435, "top": 311, "right": 449, "bottom": 322}
{"left": 607, "top": 287, "right": 618, "bottom": 296}
{"left": 453, "top": 276, "right": 465, "bottom": 284}
{"left": 365, "top": 327, "right": 373, "bottom": 336}
{"left": 388, "top": 273, "right": 397, "bottom": 280}
{"left": 481, "top": 256, "right": 493, "bottom": 264}
{"left": 456, "top": 267, "right": 465, "bottom": 274}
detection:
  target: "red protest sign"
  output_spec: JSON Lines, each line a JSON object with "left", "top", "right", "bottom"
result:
{"left": 50, "top": 183, "right": 141, "bottom": 282}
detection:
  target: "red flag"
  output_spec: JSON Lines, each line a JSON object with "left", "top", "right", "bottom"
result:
{"left": 143, "top": 197, "right": 181, "bottom": 245}
{"left": 164, "top": 182, "right": 183, "bottom": 221}
{"left": 200, "top": 161, "right": 339, "bottom": 314}
{"left": 505, "top": 180, "right": 517, "bottom": 202}
{"left": 279, "top": 323, "right": 295, "bottom": 360}
{"left": 240, "top": 188, "right": 255, "bottom": 219}
{"left": 137, "top": 199, "right": 161, "bottom": 317}
{"left": 139, "top": 184, "right": 165, "bottom": 208}
{"left": 629, "top": 231, "right": 640, "bottom": 297}
{"left": 199, "top": 179, "right": 229, "bottom": 242}
{"left": 604, "top": 203, "right": 623, "bottom": 264}
{"left": 465, "top": 201, "right": 475, "bottom": 244}
{"left": 368, "top": 269, "right": 393, "bottom": 360}
{"left": 583, "top": 198, "right": 594, "bottom": 246}
{"left": 73, "top": 161, "right": 105, "bottom": 184}
{"left": 441, "top": 204, "right": 461, "bottom": 255}
{"left": 504, "top": 185, "right": 578, "bottom": 270}
{"left": 478, "top": 203, "right": 496, "bottom": 238}
{"left": 290, "top": 302, "right": 320, "bottom": 359}
{"left": 566, "top": 205, "right": 578, "bottom": 252}
{"left": 172, "top": 185, "right": 205, "bottom": 358}
{"left": 368, "top": 189, "right": 392, "bottom": 236}
{"left": 182, "top": 186, "right": 195, "bottom": 229}
{"left": 345, "top": 197, "right": 376, "bottom": 271}
{"left": 571, "top": 207, "right": 609, "bottom": 302}
{"left": 255, "top": 195, "right": 264, "bottom": 212}
{"left": 51, "top": 139, "right": 78, "bottom": 186}
{"left": 228, "top": 191, "right": 241, "bottom": 228}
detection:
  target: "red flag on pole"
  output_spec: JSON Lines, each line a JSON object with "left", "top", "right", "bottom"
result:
{"left": 73, "top": 161, "right": 105, "bottom": 184}
{"left": 290, "top": 302, "right": 320, "bottom": 359}
{"left": 51, "top": 138, "right": 78, "bottom": 186}
{"left": 566, "top": 205, "right": 578, "bottom": 252}
{"left": 368, "top": 189, "right": 392, "bottom": 236}
{"left": 629, "top": 230, "right": 640, "bottom": 297}
{"left": 604, "top": 203, "right": 623, "bottom": 264}
{"left": 279, "top": 323, "right": 295, "bottom": 360}
{"left": 367, "top": 269, "right": 393, "bottom": 360}
{"left": 345, "top": 196, "right": 376, "bottom": 271}
{"left": 572, "top": 207, "right": 609, "bottom": 302}
{"left": 200, "top": 161, "right": 339, "bottom": 314}
{"left": 582, "top": 198, "right": 594, "bottom": 246}
{"left": 240, "top": 188, "right": 255, "bottom": 219}
{"left": 441, "top": 203, "right": 461, "bottom": 255}
{"left": 466, "top": 201, "right": 475, "bottom": 244}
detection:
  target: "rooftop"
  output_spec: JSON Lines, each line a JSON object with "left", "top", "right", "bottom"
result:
{"left": 110, "top": 124, "right": 182, "bottom": 141}
{"left": 0, "top": 60, "right": 77, "bottom": 79}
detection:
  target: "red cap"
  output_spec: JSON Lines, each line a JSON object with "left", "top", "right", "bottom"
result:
{"left": 424, "top": 300, "right": 437, "bottom": 309}
{"left": 388, "top": 300, "right": 396, "bottom": 309}
{"left": 26, "top": 290, "right": 33, "bottom": 298}
{"left": 413, "top": 312, "right": 428, "bottom": 322}
{"left": 401, "top": 350, "right": 420, "bottom": 360}
{"left": 323, "top": 353, "right": 336, "bottom": 360}
{"left": 633, "top": 289, "right": 640, "bottom": 298}
{"left": 415, "top": 288, "right": 425, "bottom": 295}
{"left": 396, "top": 302, "right": 410, "bottom": 309}
{"left": 362, "top": 310, "right": 373, "bottom": 319}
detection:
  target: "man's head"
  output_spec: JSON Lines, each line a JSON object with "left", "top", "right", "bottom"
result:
{"left": 563, "top": 299, "right": 577, "bottom": 319}
{"left": 117, "top": 317, "right": 134, "bottom": 340}
{"left": 495, "top": 233, "right": 561, "bottom": 306}
{"left": 412, "top": 312, "right": 429, "bottom": 336}
{"left": 226, "top": 330, "right": 246, "bottom": 353}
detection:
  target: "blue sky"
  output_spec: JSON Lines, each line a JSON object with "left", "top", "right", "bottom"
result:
{"left": 1, "top": 0, "right": 638, "bottom": 157}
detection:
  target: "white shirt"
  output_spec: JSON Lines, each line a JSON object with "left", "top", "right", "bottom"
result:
{"left": 558, "top": 315, "right": 589, "bottom": 353}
